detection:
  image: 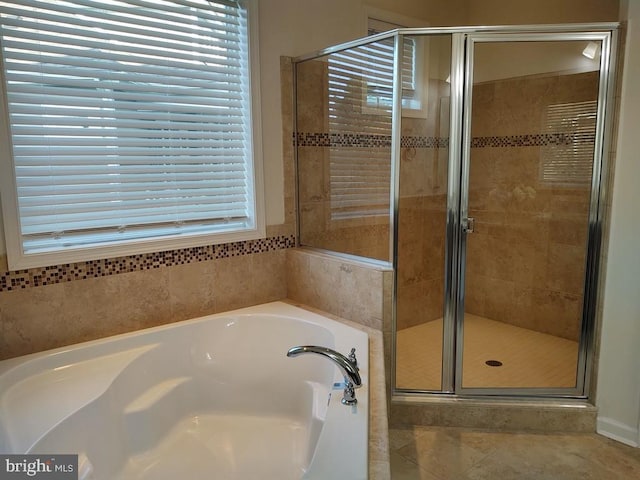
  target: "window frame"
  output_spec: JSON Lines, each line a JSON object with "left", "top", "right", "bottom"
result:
{"left": 0, "top": 0, "right": 264, "bottom": 270}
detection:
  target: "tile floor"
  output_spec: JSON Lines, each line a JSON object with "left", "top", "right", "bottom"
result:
{"left": 396, "top": 315, "right": 578, "bottom": 390}
{"left": 390, "top": 425, "right": 640, "bottom": 479}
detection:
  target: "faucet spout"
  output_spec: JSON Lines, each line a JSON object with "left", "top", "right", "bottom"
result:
{"left": 287, "top": 345, "right": 362, "bottom": 405}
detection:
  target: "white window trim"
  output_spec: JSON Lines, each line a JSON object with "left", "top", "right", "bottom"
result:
{"left": 0, "top": 0, "right": 264, "bottom": 270}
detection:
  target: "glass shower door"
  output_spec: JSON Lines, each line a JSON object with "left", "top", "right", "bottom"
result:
{"left": 395, "top": 34, "right": 452, "bottom": 391}
{"left": 458, "top": 35, "right": 607, "bottom": 393}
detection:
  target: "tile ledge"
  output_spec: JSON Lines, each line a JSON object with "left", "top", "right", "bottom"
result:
{"left": 392, "top": 394, "right": 596, "bottom": 411}
{"left": 291, "top": 246, "right": 393, "bottom": 272}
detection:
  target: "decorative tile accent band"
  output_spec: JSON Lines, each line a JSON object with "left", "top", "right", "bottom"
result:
{"left": 401, "top": 136, "right": 450, "bottom": 149}
{"left": 295, "top": 132, "right": 447, "bottom": 148}
{"left": 296, "top": 132, "right": 392, "bottom": 148}
{"left": 471, "top": 132, "right": 595, "bottom": 148}
{"left": 0, "top": 235, "right": 296, "bottom": 292}
{"left": 296, "top": 132, "right": 593, "bottom": 149}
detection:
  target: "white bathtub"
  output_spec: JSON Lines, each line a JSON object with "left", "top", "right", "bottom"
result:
{"left": 0, "top": 302, "right": 369, "bottom": 479}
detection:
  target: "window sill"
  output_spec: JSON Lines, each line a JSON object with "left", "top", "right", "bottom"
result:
{"left": 6, "top": 225, "right": 266, "bottom": 271}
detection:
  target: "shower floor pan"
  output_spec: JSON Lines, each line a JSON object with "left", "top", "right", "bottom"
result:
{"left": 396, "top": 314, "right": 579, "bottom": 390}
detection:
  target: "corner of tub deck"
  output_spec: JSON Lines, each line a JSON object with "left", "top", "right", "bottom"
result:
{"left": 281, "top": 300, "right": 392, "bottom": 480}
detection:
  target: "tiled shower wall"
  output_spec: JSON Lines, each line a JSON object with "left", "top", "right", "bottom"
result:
{"left": 395, "top": 71, "right": 597, "bottom": 341}
{"left": 294, "top": 51, "right": 596, "bottom": 344}
{"left": 465, "top": 72, "right": 598, "bottom": 341}
{"left": 295, "top": 60, "right": 450, "bottom": 333}
{"left": 396, "top": 80, "right": 450, "bottom": 331}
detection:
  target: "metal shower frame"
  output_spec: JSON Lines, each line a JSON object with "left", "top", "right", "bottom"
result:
{"left": 293, "top": 22, "right": 620, "bottom": 400}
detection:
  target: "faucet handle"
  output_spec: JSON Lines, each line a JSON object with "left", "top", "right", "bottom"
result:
{"left": 348, "top": 347, "right": 358, "bottom": 367}
{"left": 342, "top": 381, "right": 357, "bottom": 405}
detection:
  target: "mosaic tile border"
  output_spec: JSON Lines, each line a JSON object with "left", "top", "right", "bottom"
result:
{"left": 401, "top": 136, "right": 450, "bottom": 149}
{"left": 295, "top": 132, "right": 448, "bottom": 148}
{"left": 0, "top": 235, "right": 296, "bottom": 292}
{"left": 296, "top": 132, "right": 593, "bottom": 149}
{"left": 471, "top": 132, "right": 595, "bottom": 148}
{"left": 296, "top": 132, "right": 392, "bottom": 148}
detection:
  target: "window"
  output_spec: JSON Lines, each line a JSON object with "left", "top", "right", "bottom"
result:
{"left": 365, "top": 18, "right": 422, "bottom": 113}
{"left": 327, "top": 40, "right": 392, "bottom": 220}
{"left": 325, "top": 22, "right": 424, "bottom": 221}
{"left": 0, "top": 0, "right": 263, "bottom": 269}
{"left": 540, "top": 100, "right": 597, "bottom": 186}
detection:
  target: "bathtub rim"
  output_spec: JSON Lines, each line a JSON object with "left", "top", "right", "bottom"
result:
{"left": 0, "top": 301, "right": 370, "bottom": 479}
{"left": 0, "top": 301, "right": 368, "bottom": 377}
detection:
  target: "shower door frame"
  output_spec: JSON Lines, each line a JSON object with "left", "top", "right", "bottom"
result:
{"left": 452, "top": 29, "right": 618, "bottom": 397}
{"left": 391, "top": 24, "right": 619, "bottom": 399}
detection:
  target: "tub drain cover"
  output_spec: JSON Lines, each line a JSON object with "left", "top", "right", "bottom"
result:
{"left": 485, "top": 360, "right": 503, "bottom": 367}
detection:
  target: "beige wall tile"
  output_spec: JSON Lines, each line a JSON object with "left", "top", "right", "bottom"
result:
{"left": 531, "top": 287, "right": 582, "bottom": 340}
{"left": 251, "top": 249, "right": 288, "bottom": 305}
{"left": 279, "top": 56, "right": 296, "bottom": 232}
{"left": 115, "top": 268, "right": 173, "bottom": 331}
{"left": 60, "top": 274, "right": 129, "bottom": 343}
{"left": 286, "top": 248, "right": 390, "bottom": 330}
{"left": 546, "top": 243, "right": 588, "bottom": 296}
{"left": 286, "top": 248, "right": 310, "bottom": 305}
{"left": 0, "top": 247, "right": 289, "bottom": 360}
{"left": 483, "top": 277, "right": 516, "bottom": 322}
{"left": 295, "top": 59, "right": 327, "bottom": 132}
{"left": 304, "top": 253, "right": 342, "bottom": 316}
{"left": 297, "top": 147, "right": 328, "bottom": 203}
{"left": 212, "top": 255, "right": 255, "bottom": 313}
{"left": 463, "top": 71, "right": 597, "bottom": 336}
{"left": 339, "top": 262, "right": 384, "bottom": 330}
{"left": 0, "top": 283, "right": 66, "bottom": 359}
{"left": 464, "top": 273, "right": 487, "bottom": 317}
{"left": 397, "top": 282, "right": 426, "bottom": 330}
{"left": 167, "top": 261, "right": 217, "bottom": 321}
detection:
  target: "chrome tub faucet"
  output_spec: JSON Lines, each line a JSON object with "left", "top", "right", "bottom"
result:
{"left": 286, "top": 346, "right": 362, "bottom": 405}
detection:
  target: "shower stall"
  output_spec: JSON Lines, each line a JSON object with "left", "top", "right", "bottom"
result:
{"left": 294, "top": 23, "right": 618, "bottom": 398}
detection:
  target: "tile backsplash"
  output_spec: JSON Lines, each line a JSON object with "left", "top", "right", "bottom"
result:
{"left": 0, "top": 235, "right": 295, "bottom": 292}
{"left": 0, "top": 235, "right": 295, "bottom": 360}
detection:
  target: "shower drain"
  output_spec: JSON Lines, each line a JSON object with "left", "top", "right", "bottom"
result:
{"left": 485, "top": 360, "right": 503, "bottom": 367}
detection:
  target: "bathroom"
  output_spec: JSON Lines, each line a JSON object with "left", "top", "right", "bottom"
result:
{"left": 0, "top": 0, "right": 639, "bottom": 478}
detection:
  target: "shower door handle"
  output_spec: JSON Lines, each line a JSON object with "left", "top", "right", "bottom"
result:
{"left": 462, "top": 217, "right": 475, "bottom": 234}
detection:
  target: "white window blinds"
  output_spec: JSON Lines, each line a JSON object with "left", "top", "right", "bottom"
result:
{"left": 541, "top": 100, "right": 597, "bottom": 186}
{"left": 327, "top": 40, "right": 393, "bottom": 219}
{"left": 366, "top": 20, "right": 417, "bottom": 107}
{"left": 0, "top": 0, "right": 257, "bottom": 258}
{"left": 326, "top": 35, "right": 416, "bottom": 219}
